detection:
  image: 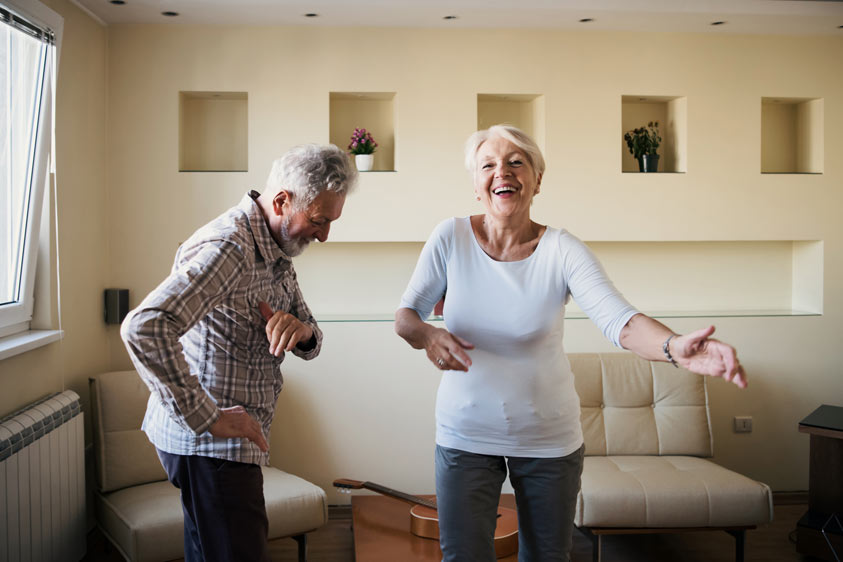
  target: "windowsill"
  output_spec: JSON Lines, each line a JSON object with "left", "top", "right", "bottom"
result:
{"left": 0, "top": 330, "right": 64, "bottom": 361}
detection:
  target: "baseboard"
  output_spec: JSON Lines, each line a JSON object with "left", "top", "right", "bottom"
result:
{"left": 329, "top": 505, "right": 353, "bottom": 520}
{"left": 773, "top": 491, "right": 808, "bottom": 505}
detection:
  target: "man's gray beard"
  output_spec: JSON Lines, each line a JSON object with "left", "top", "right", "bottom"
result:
{"left": 279, "top": 215, "right": 310, "bottom": 257}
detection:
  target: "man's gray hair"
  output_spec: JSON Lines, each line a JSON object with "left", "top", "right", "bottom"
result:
{"left": 464, "top": 124, "right": 546, "bottom": 181}
{"left": 265, "top": 144, "right": 358, "bottom": 209}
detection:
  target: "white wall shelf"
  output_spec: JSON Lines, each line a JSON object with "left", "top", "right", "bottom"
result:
{"left": 315, "top": 309, "right": 821, "bottom": 323}
{"left": 477, "top": 93, "right": 545, "bottom": 151}
{"left": 622, "top": 95, "right": 687, "bottom": 173}
{"left": 179, "top": 91, "right": 248, "bottom": 172}
{"left": 761, "top": 97, "right": 823, "bottom": 174}
{"left": 295, "top": 239, "right": 823, "bottom": 322}
{"left": 329, "top": 92, "right": 396, "bottom": 172}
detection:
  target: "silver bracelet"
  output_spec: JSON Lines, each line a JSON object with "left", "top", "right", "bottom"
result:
{"left": 663, "top": 334, "right": 679, "bottom": 368}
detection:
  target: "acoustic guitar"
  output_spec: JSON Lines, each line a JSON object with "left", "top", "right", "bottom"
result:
{"left": 333, "top": 478, "right": 518, "bottom": 559}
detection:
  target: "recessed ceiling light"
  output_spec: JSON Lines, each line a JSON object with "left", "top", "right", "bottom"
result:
{"left": 109, "top": 0, "right": 126, "bottom": 5}
{"left": 711, "top": 21, "right": 726, "bottom": 26}
{"left": 161, "top": 11, "right": 179, "bottom": 17}
{"left": 443, "top": 15, "right": 458, "bottom": 20}
{"left": 304, "top": 13, "right": 319, "bottom": 18}
{"left": 579, "top": 18, "right": 594, "bottom": 23}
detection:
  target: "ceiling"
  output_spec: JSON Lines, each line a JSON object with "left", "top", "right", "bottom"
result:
{"left": 71, "top": 0, "right": 843, "bottom": 34}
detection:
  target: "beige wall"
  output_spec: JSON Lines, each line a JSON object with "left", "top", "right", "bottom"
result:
{"left": 2, "top": 15, "right": 841, "bottom": 506}
{"left": 0, "top": 0, "right": 110, "bottom": 437}
{"left": 102, "top": 25, "right": 842, "bottom": 501}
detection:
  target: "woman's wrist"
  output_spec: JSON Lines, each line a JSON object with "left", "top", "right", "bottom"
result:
{"left": 662, "top": 333, "right": 679, "bottom": 367}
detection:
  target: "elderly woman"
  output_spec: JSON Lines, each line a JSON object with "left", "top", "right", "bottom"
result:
{"left": 394, "top": 125, "right": 746, "bottom": 562}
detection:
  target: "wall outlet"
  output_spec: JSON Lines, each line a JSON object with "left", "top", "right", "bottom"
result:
{"left": 734, "top": 416, "right": 753, "bottom": 433}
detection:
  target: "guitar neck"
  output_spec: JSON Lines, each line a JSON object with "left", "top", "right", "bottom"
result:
{"left": 362, "top": 481, "right": 437, "bottom": 510}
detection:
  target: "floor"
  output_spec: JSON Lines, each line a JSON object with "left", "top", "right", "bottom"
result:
{"left": 84, "top": 502, "right": 826, "bottom": 561}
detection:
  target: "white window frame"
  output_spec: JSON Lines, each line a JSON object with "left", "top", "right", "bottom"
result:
{"left": 0, "top": 0, "right": 62, "bottom": 358}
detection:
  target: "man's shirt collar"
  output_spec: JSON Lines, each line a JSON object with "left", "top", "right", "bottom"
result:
{"left": 242, "top": 190, "right": 290, "bottom": 263}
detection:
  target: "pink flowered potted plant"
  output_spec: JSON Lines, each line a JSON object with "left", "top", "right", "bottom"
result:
{"left": 348, "top": 128, "right": 377, "bottom": 171}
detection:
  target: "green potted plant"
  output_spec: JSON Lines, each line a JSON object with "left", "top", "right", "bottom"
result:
{"left": 623, "top": 121, "right": 662, "bottom": 172}
{"left": 348, "top": 127, "right": 377, "bottom": 171}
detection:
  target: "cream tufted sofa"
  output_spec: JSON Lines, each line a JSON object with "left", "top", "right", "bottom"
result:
{"left": 569, "top": 353, "right": 773, "bottom": 562}
{"left": 89, "top": 370, "right": 328, "bottom": 562}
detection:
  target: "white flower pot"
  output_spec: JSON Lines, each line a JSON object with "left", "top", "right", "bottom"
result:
{"left": 355, "top": 154, "right": 374, "bottom": 172}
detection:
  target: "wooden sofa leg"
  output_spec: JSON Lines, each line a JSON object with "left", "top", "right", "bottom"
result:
{"left": 726, "top": 529, "right": 745, "bottom": 562}
{"left": 293, "top": 533, "right": 307, "bottom": 562}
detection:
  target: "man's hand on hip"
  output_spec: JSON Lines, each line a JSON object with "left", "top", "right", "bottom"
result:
{"left": 259, "top": 301, "right": 314, "bottom": 356}
{"left": 209, "top": 406, "right": 269, "bottom": 452}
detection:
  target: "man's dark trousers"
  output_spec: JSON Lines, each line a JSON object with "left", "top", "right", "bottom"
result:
{"left": 157, "top": 449, "right": 270, "bottom": 562}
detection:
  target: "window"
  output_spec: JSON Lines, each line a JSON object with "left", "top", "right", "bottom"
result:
{"left": 0, "top": 1, "right": 59, "bottom": 344}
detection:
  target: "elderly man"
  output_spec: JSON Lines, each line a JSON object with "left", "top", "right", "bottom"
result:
{"left": 121, "top": 144, "right": 357, "bottom": 561}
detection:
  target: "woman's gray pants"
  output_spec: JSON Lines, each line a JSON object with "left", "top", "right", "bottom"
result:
{"left": 435, "top": 444, "right": 585, "bottom": 562}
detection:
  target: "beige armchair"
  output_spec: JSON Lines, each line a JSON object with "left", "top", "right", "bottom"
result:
{"left": 89, "top": 370, "right": 327, "bottom": 562}
{"left": 569, "top": 353, "right": 773, "bottom": 562}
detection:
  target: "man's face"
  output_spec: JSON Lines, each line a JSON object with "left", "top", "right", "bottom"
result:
{"left": 274, "top": 190, "right": 346, "bottom": 257}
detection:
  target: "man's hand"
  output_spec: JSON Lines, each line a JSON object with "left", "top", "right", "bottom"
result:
{"left": 259, "top": 302, "right": 314, "bottom": 356}
{"left": 209, "top": 405, "right": 268, "bottom": 452}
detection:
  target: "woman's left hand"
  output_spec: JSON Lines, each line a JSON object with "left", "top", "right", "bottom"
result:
{"left": 672, "top": 326, "right": 747, "bottom": 388}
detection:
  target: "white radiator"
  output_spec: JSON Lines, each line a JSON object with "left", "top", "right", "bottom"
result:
{"left": 0, "top": 391, "right": 85, "bottom": 562}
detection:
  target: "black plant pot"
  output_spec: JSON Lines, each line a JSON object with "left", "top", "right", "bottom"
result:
{"left": 638, "top": 154, "right": 660, "bottom": 173}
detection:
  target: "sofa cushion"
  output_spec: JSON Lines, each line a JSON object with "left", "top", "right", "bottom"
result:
{"left": 263, "top": 467, "right": 328, "bottom": 537}
{"left": 574, "top": 456, "right": 773, "bottom": 528}
{"left": 97, "top": 466, "right": 328, "bottom": 562}
{"left": 90, "top": 371, "right": 167, "bottom": 492}
{"left": 569, "top": 353, "right": 713, "bottom": 457}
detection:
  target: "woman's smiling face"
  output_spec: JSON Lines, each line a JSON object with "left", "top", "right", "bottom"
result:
{"left": 474, "top": 135, "right": 542, "bottom": 221}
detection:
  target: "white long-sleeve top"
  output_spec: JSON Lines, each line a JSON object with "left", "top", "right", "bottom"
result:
{"left": 400, "top": 217, "right": 638, "bottom": 457}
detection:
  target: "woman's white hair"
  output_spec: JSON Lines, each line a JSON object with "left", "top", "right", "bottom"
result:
{"left": 464, "top": 124, "right": 546, "bottom": 181}
{"left": 265, "top": 144, "right": 358, "bottom": 210}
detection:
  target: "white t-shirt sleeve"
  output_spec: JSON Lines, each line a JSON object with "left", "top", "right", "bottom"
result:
{"left": 399, "top": 218, "right": 454, "bottom": 320}
{"left": 560, "top": 232, "right": 639, "bottom": 347}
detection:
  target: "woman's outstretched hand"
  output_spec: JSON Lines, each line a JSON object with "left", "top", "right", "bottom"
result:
{"left": 672, "top": 325, "right": 747, "bottom": 388}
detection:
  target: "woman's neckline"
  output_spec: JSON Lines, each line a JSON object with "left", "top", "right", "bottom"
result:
{"left": 467, "top": 215, "right": 548, "bottom": 263}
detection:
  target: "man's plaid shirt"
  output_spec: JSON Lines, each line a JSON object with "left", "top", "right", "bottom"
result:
{"left": 122, "top": 191, "right": 323, "bottom": 465}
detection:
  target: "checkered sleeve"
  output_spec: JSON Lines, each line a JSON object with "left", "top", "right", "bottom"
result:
{"left": 121, "top": 240, "right": 248, "bottom": 435}
{"left": 288, "top": 269, "right": 322, "bottom": 361}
